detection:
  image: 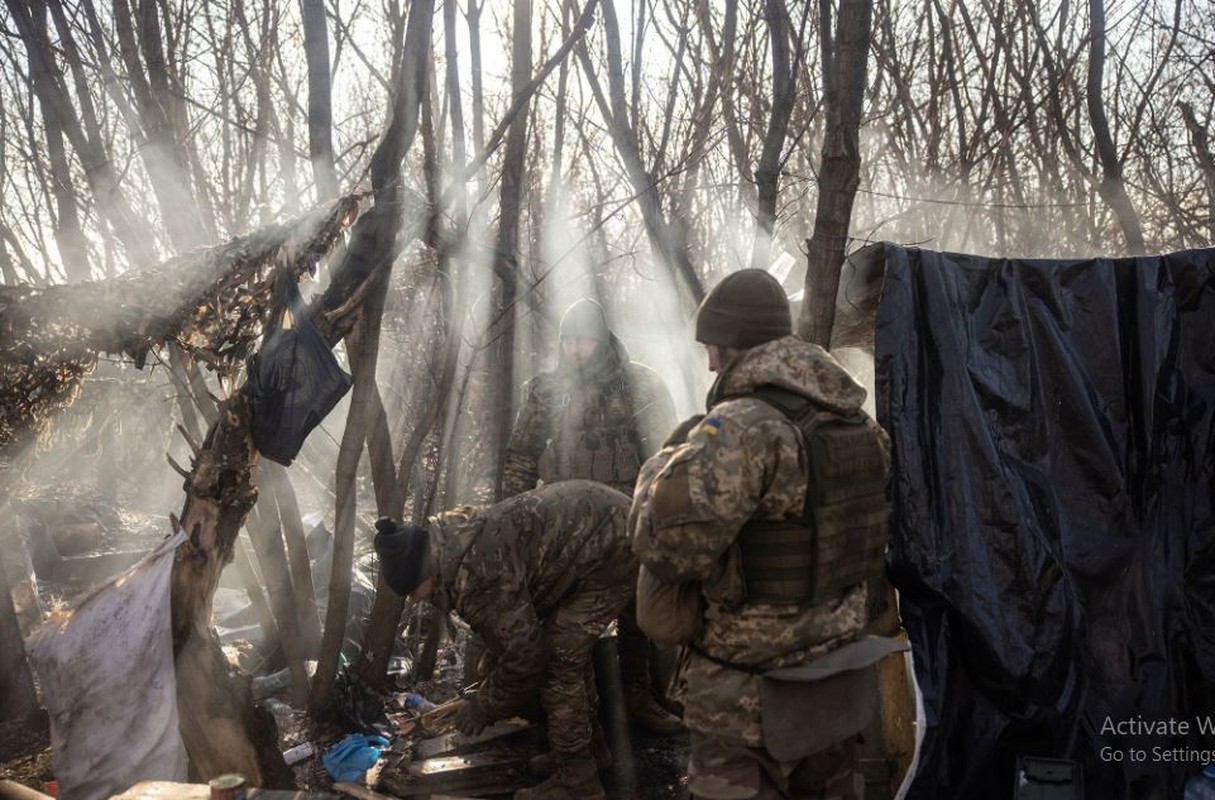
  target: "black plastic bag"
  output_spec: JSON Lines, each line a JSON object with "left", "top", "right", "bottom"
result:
{"left": 247, "top": 279, "right": 352, "bottom": 466}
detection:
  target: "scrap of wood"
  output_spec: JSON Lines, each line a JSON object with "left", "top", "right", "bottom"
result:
{"left": 0, "top": 779, "right": 54, "bottom": 800}
{"left": 414, "top": 718, "right": 532, "bottom": 760}
{"left": 110, "top": 782, "right": 341, "bottom": 799}
{"left": 332, "top": 783, "right": 397, "bottom": 800}
{"left": 379, "top": 751, "right": 530, "bottom": 798}
{"left": 418, "top": 697, "right": 466, "bottom": 735}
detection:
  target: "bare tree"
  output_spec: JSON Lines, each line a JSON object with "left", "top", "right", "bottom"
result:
{"left": 800, "top": 0, "right": 873, "bottom": 346}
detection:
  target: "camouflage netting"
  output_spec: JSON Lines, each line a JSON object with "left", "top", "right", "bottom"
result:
{"left": 0, "top": 195, "right": 362, "bottom": 454}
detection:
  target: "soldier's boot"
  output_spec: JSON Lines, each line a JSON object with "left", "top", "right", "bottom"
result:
{"left": 618, "top": 617, "right": 682, "bottom": 736}
{"left": 514, "top": 749, "right": 605, "bottom": 800}
{"left": 527, "top": 723, "right": 612, "bottom": 776}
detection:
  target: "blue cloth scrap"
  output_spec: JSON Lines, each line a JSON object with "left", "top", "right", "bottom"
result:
{"left": 322, "top": 733, "right": 391, "bottom": 783}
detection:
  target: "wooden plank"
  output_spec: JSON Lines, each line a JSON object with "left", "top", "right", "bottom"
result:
{"left": 878, "top": 635, "right": 917, "bottom": 795}
{"left": 0, "top": 779, "right": 54, "bottom": 800}
{"left": 110, "top": 782, "right": 341, "bottom": 799}
{"left": 414, "top": 719, "right": 531, "bottom": 760}
{"left": 379, "top": 751, "right": 530, "bottom": 798}
{"left": 332, "top": 783, "right": 396, "bottom": 800}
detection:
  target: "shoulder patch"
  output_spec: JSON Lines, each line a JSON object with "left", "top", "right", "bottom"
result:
{"left": 702, "top": 417, "right": 722, "bottom": 435}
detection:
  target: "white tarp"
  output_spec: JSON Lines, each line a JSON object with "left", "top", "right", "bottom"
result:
{"left": 26, "top": 529, "right": 188, "bottom": 800}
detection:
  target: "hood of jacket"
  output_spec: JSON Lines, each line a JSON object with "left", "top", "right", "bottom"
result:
{"left": 706, "top": 335, "right": 867, "bottom": 415}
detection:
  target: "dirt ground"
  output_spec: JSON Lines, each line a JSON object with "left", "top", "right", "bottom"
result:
{"left": 0, "top": 707, "right": 688, "bottom": 799}
{"left": 0, "top": 489, "right": 690, "bottom": 798}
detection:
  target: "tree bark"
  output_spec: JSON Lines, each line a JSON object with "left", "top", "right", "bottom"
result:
{"left": 166, "top": 196, "right": 359, "bottom": 785}
{"left": 575, "top": 0, "right": 703, "bottom": 303}
{"left": 111, "top": 0, "right": 209, "bottom": 251}
{"left": 798, "top": 0, "right": 873, "bottom": 347}
{"left": 243, "top": 502, "right": 311, "bottom": 708}
{"left": 309, "top": 0, "right": 434, "bottom": 712}
{"left": 301, "top": 0, "right": 340, "bottom": 201}
{"left": 264, "top": 462, "right": 323, "bottom": 658}
{"left": 0, "top": 524, "right": 38, "bottom": 722}
{"left": 486, "top": 0, "right": 533, "bottom": 501}
{"left": 751, "top": 0, "right": 797, "bottom": 271}
{"left": 1178, "top": 102, "right": 1215, "bottom": 243}
{"left": 6, "top": 0, "right": 158, "bottom": 267}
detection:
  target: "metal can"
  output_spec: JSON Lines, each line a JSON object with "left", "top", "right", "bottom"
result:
{"left": 209, "top": 773, "right": 247, "bottom": 800}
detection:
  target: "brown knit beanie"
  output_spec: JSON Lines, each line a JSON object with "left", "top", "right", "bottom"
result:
{"left": 695, "top": 269, "right": 793, "bottom": 348}
{"left": 559, "top": 298, "right": 611, "bottom": 342}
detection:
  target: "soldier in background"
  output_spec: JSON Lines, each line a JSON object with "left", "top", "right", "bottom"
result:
{"left": 629, "top": 270, "right": 894, "bottom": 799}
{"left": 375, "top": 480, "right": 636, "bottom": 800}
{"left": 502, "top": 298, "right": 682, "bottom": 735}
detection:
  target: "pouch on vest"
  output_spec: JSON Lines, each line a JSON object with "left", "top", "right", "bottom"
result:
{"left": 760, "top": 635, "right": 908, "bottom": 762}
{"left": 247, "top": 279, "right": 353, "bottom": 466}
{"left": 636, "top": 564, "right": 703, "bottom": 646}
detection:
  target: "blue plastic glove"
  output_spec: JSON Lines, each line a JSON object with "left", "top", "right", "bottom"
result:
{"left": 322, "top": 733, "right": 391, "bottom": 782}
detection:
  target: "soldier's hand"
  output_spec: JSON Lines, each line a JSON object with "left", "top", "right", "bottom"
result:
{"left": 456, "top": 695, "right": 491, "bottom": 737}
{"left": 662, "top": 415, "right": 705, "bottom": 448}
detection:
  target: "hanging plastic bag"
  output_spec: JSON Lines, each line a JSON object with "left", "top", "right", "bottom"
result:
{"left": 247, "top": 278, "right": 352, "bottom": 466}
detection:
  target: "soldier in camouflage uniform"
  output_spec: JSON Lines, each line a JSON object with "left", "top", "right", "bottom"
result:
{"left": 630, "top": 270, "right": 890, "bottom": 799}
{"left": 375, "top": 480, "right": 636, "bottom": 800}
{"left": 503, "top": 298, "right": 682, "bottom": 735}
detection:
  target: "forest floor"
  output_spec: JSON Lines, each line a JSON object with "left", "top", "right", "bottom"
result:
{"left": 0, "top": 488, "right": 689, "bottom": 799}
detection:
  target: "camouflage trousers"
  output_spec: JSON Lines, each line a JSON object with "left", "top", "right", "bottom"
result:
{"left": 541, "top": 578, "right": 633, "bottom": 753}
{"left": 687, "top": 731, "right": 862, "bottom": 800}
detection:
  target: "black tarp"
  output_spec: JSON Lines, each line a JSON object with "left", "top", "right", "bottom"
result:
{"left": 874, "top": 245, "right": 1215, "bottom": 799}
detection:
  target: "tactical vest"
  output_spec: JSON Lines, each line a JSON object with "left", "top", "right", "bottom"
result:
{"left": 735, "top": 385, "right": 890, "bottom": 606}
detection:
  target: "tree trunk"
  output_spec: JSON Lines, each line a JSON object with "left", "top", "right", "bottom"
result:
{"left": 798, "top": 0, "right": 873, "bottom": 347}
{"left": 751, "top": 0, "right": 797, "bottom": 271}
{"left": 243, "top": 502, "right": 310, "bottom": 708}
{"left": 167, "top": 196, "right": 359, "bottom": 785}
{"left": 5, "top": 0, "right": 158, "bottom": 267}
{"left": 1178, "top": 102, "right": 1215, "bottom": 243}
{"left": 111, "top": 0, "right": 209, "bottom": 251}
{"left": 487, "top": 0, "right": 532, "bottom": 501}
{"left": 1085, "top": 0, "right": 1145, "bottom": 254}
{"left": 309, "top": 0, "right": 434, "bottom": 712}
{"left": 301, "top": 0, "right": 339, "bottom": 201}
{"left": 264, "top": 462, "right": 323, "bottom": 658}
{"left": 576, "top": 0, "right": 703, "bottom": 303}
{"left": 0, "top": 530, "right": 38, "bottom": 722}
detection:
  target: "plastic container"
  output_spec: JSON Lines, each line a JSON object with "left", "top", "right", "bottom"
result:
{"left": 282, "top": 741, "right": 316, "bottom": 765}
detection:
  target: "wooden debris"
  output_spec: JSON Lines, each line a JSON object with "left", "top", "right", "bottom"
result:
{"left": 417, "top": 697, "right": 467, "bottom": 736}
{"left": 331, "top": 783, "right": 397, "bottom": 800}
{"left": 378, "top": 752, "right": 531, "bottom": 798}
{"left": 109, "top": 781, "right": 341, "bottom": 799}
{"left": 414, "top": 719, "right": 532, "bottom": 760}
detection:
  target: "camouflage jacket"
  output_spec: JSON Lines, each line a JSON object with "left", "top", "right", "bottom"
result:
{"left": 503, "top": 337, "right": 676, "bottom": 498}
{"left": 429, "top": 480, "right": 637, "bottom": 717}
{"left": 630, "top": 335, "right": 883, "bottom": 747}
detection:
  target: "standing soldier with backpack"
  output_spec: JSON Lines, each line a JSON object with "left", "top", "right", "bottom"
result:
{"left": 502, "top": 298, "right": 683, "bottom": 736}
{"left": 630, "top": 270, "right": 899, "bottom": 800}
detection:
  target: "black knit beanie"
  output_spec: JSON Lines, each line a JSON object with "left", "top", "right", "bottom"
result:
{"left": 694, "top": 269, "right": 793, "bottom": 348}
{"left": 373, "top": 517, "right": 430, "bottom": 597}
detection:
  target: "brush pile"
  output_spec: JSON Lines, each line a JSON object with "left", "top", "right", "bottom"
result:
{"left": 0, "top": 196, "right": 360, "bottom": 455}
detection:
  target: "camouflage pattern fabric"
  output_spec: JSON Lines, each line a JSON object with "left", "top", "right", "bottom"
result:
{"left": 630, "top": 335, "right": 885, "bottom": 747}
{"left": 428, "top": 480, "right": 637, "bottom": 752}
{"left": 503, "top": 336, "right": 677, "bottom": 498}
{"left": 687, "top": 732, "right": 862, "bottom": 800}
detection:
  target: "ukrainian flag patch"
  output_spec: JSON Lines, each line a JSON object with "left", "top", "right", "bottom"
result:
{"left": 703, "top": 417, "right": 722, "bottom": 436}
